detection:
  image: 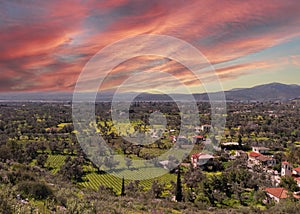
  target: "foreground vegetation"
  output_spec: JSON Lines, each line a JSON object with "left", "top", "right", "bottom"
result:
{"left": 0, "top": 101, "right": 299, "bottom": 213}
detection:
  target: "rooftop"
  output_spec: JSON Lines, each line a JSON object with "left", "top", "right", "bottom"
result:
{"left": 293, "top": 167, "right": 300, "bottom": 173}
{"left": 265, "top": 187, "right": 288, "bottom": 199}
{"left": 191, "top": 153, "right": 214, "bottom": 160}
{"left": 252, "top": 146, "right": 270, "bottom": 150}
{"left": 249, "top": 151, "right": 262, "bottom": 157}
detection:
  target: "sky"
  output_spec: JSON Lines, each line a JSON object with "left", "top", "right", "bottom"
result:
{"left": 1, "top": 0, "right": 300, "bottom": 93}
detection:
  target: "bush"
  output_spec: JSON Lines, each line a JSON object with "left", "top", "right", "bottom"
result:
{"left": 17, "top": 181, "right": 54, "bottom": 200}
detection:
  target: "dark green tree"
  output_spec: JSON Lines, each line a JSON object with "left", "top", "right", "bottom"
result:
{"left": 121, "top": 177, "right": 125, "bottom": 196}
{"left": 238, "top": 134, "right": 242, "bottom": 147}
{"left": 175, "top": 168, "right": 183, "bottom": 202}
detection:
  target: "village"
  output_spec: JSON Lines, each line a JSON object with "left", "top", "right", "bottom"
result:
{"left": 166, "top": 121, "right": 300, "bottom": 204}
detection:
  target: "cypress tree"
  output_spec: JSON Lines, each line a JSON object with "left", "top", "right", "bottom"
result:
{"left": 175, "top": 167, "right": 183, "bottom": 202}
{"left": 121, "top": 177, "right": 125, "bottom": 196}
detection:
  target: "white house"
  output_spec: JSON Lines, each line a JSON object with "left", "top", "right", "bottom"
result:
{"left": 293, "top": 167, "right": 300, "bottom": 176}
{"left": 256, "top": 155, "right": 276, "bottom": 166}
{"left": 191, "top": 153, "right": 214, "bottom": 168}
{"left": 201, "top": 124, "right": 212, "bottom": 132}
{"left": 252, "top": 146, "right": 270, "bottom": 154}
{"left": 295, "top": 177, "right": 300, "bottom": 188}
{"left": 281, "top": 161, "right": 293, "bottom": 177}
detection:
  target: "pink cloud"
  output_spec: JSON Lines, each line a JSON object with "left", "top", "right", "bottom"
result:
{"left": 1, "top": 0, "right": 300, "bottom": 92}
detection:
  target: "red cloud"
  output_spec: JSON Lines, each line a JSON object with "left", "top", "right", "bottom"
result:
{"left": 0, "top": 0, "right": 300, "bottom": 92}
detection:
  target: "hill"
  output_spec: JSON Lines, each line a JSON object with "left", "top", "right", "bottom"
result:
{"left": 0, "top": 82, "right": 299, "bottom": 102}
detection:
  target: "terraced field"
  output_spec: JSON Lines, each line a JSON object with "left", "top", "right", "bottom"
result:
{"left": 46, "top": 155, "right": 66, "bottom": 173}
{"left": 81, "top": 172, "right": 176, "bottom": 194}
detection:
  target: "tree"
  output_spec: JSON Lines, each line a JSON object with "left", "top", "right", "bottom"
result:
{"left": 36, "top": 154, "right": 48, "bottom": 168}
{"left": 121, "top": 177, "right": 125, "bottom": 196}
{"left": 238, "top": 134, "right": 242, "bottom": 147}
{"left": 175, "top": 168, "right": 183, "bottom": 202}
{"left": 280, "top": 176, "right": 300, "bottom": 192}
{"left": 183, "top": 167, "right": 205, "bottom": 191}
{"left": 59, "top": 156, "right": 84, "bottom": 182}
{"left": 151, "top": 180, "right": 164, "bottom": 198}
{"left": 18, "top": 181, "right": 54, "bottom": 200}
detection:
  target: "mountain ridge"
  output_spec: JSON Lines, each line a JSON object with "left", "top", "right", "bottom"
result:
{"left": 0, "top": 82, "right": 299, "bottom": 102}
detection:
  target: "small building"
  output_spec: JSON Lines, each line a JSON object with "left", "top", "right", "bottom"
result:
{"left": 201, "top": 124, "right": 212, "bottom": 132}
{"left": 249, "top": 152, "right": 276, "bottom": 166}
{"left": 170, "top": 136, "right": 176, "bottom": 143}
{"left": 295, "top": 177, "right": 300, "bottom": 188}
{"left": 193, "top": 135, "right": 205, "bottom": 144}
{"left": 194, "top": 126, "right": 202, "bottom": 133}
{"left": 249, "top": 151, "right": 262, "bottom": 161}
{"left": 191, "top": 153, "right": 214, "bottom": 168}
{"left": 256, "top": 155, "right": 276, "bottom": 166}
{"left": 265, "top": 187, "right": 289, "bottom": 203}
{"left": 281, "top": 162, "right": 293, "bottom": 177}
{"left": 252, "top": 146, "right": 270, "bottom": 154}
{"left": 293, "top": 167, "right": 300, "bottom": 176}
{"left": 222, "top": 142, "right": 239, "bottom": 146}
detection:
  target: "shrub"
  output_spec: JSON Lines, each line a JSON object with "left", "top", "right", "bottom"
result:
{"left": 17, "top": 181, "right": 54, "bottom": 200}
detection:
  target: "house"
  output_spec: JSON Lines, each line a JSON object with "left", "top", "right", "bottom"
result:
{"left": 252, "top": 146, "right": 270, "bottom": 154}
{"left": 191, "top": 153, "right": 214, "bottom": 168}
{"left": 265, "top": 187, "right": 300, "bottom": 203}
{"left": 170, "top": 136, "right": 176, "bottom": 143}
{"left": 249, "top": 151, "right": 262, "bottom": 161}
{"left": 295, "top": 177, "right": 300, "bottom": 188}
{"left": 265, "top": 187, "right": 289, "bottom": 203}
{"left": 222, "top": 142, "right": 239, "bottom": 146}
{"left": 249, "top": 152, "right": 276, "bottom": 166}
{"left": 194, "top": 126, "right": 202, "bottom": 133}
{"left": 256, "top": 155, "right": 276, "bottom": 166}
{"left": 265, "top": 187, "right": 290, "bottom": 203}
{"left": 221, "top": 142, "right": 240, "bottom": 150}
{"left": 293, "top": 167, "right": 300, "bottom": 176}
{"left": 281, "top": 161, "right": 293, "bottom": 177}
{"left": 201, "top": 124, "right": 212, "bottom": 132}
{"left": 193, "top": 135, "right": 205, "bottom": 144}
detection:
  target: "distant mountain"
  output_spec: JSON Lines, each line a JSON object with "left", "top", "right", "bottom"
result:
{"left": 223, "top": 82, "right": 300, "bottom": 102}
{"left": 0, "top": 82, "right": 299, "bottom": 102}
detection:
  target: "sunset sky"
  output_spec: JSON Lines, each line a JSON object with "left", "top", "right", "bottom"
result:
{"left": 1, "top": 0, "right": 300, "bottom": 93}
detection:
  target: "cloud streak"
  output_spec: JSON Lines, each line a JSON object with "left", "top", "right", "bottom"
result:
{"left": 0, "top": 0, "right": 300, "bottom": 92}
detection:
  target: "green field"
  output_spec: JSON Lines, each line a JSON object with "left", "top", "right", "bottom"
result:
{"left": 46, "top": 154, "right": 177, "bottom": 193}
{"left": 46, "top": 155, "right": 66, "bottom": 173}
{"left": 81, "top": 172, "right": 176, "bottom": 194}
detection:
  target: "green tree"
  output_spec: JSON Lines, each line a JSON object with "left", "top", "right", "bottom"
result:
{"left": 121, "top": 177, "right": 125, "bottom": 196}
{"left": 175, "top": 168, "right": 183, "bottom": 202}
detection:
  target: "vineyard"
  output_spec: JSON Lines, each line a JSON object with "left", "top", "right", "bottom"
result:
{"left": 45, "top": 154, "right": 177, "bottom": 193}
{"left": 46, "top": 155, "right": 66, "bottom": 173}
{"left": 81, "top": 172, "right": 177, "bottom": 194}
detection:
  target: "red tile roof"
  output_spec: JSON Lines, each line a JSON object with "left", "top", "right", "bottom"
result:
{"left": 249, "top": 152, "right": 262, "bottom": 158}
{"left": 293, "top": 167, "right": 300, "bottom": 173}
{"left": 191, "top": 153, "right": 213, "bottom": 160}
{"left": 193, "top": 135, "right": 204, "bottom": 139}
{"left": 265, "top": 188, "right": 288, "bottom": 199}
{"left": 257, "top": 155, "right": 273, "bottom": 162}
